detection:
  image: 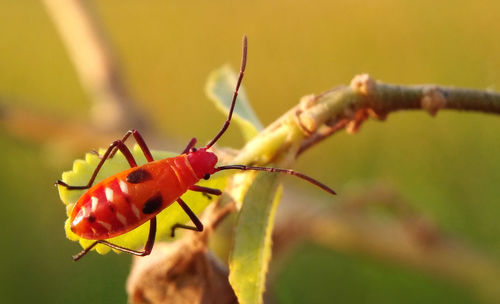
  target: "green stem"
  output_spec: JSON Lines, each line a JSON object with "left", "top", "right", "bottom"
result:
{"left": 300, "top": 75, "right": 500, "bottom": 134}
{"left": 233, "top": 74, "right": 500, "bottom": 166}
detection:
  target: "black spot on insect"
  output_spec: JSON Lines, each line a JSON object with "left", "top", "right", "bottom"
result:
{"left": 203, "top": 173, "right": 210, "bottom": 180}
{"left": 142, "top": 193, "right": 163, "bottom": 214}
{"left": 190, "top": 147, "right": 197, "bottom": 152}
{"left": 108, "top": 203, "right": 115, "bottom": 212}
{"left": 87, "top": 213, "right": 96, "bottom": 223}
{"left": 127, "top": 168, "right": 152, "bottom": 184}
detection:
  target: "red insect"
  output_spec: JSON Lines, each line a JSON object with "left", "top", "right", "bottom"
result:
{"left": 57, "top": 36, "right": 336, "bottom": 261}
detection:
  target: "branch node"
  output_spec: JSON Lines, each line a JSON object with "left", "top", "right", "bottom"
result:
{"left": 421, "top": 86, "right": 446, "bottom": 116}
{"left": 367, "top": 108, "right": 388, "bottom": 121}
{"left": 294, "top": 94, "right": 319, "bottom": 135}
{"left": 350, "top": 73, "right": 376, "bottom": 96}
{"left": 346, "top": 108, "right": 370, "bottom": 134}
{"left": 299, "top": 94, "right": 317, "bottom": 110}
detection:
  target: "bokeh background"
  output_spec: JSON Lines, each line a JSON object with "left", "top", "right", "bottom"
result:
{"left": 1, "top": 1, "right": 499, "bottom": 303}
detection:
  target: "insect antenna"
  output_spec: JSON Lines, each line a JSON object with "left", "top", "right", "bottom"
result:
{"left": 215, "top": 165, "right": 336, "bottom": 195}
{"left": 205, "top": 35, "right": 248, "bottom": 149}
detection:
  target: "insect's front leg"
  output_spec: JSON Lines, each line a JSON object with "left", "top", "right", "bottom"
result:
{"left": 181, "top": 137, "right": 197, "bottom": 154}
{"left": 170, "top": 198, "right": 204, "bottom": 237}
{"left": 189, "top": 185, "right": 222, "bottom": 196}
{"left": 109, "top": 129, "right": 154, "bottom": 162}
{"left": 189, "top": 185, "right": 222, "bottom": 200}
{"left": 55, "top": 140, "right": 137, "bottom": 190}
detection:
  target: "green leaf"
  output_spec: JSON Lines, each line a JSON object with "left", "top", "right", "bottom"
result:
{"left": 58, "top": 145, "right": 227, "bottom": 255}
{"left": 229, "top": 172, "right": 283, "bottom": 304}
{"left": 205, "top": 64, "right": 263, "bottom": 141}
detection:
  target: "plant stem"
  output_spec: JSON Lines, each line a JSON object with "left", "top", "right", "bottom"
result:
{"left": 232, "top": 74, "right": 500, "bottom": 163}
{"left": 42, "top": 0, "right": 150, "bottom": 133}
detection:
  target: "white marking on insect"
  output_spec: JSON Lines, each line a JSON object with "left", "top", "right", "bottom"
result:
{"left": 91, "top": 196, "right": 98, "bottom": 212}
{"left": 72, "top": 209, "right": 85, "bottom": 226}
{"left": 171, "top": 164, "right": 183, "bottom": 186}
{"left": 184, "top": 156, "right": 198, "bottom": 179}
{"left": 81, "top": 206, "right": 88, "bottom": 217}
{"left": 105, "top": 187, "right": 114, "bottom": 202}
{"left": 97, "top": 220, "right": 112, "bottom": 231}
{"left": 131, "top": 204, "right": 141, "bottom": 219}
{"left": 116, "top": 212, "right": 127, "bottom": 226}
{"left": 119, "top": 180, "right": 129, "bottom": 194}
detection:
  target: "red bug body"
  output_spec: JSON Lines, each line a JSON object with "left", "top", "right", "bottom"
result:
{"left": 70, "top": 149, "right": 218, "bottom": 240}
{"left": 58, "top": 36, "right": 335, "bottom": 261}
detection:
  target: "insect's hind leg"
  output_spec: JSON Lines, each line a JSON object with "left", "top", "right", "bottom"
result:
{"left": 72, "top": 217, "right": 157, "bottom": 261}
{"left": 170, "top": 198, "right": 204, "bottom": 237}
{"left": 56, "top": 140, "right": 138, "bottom": 190}
{"left": 109, "top": 129, "right": 154, "bottom": 162}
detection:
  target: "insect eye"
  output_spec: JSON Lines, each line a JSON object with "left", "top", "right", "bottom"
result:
{"left": 190, "top": 147, "right": 197, "bottom": 152}
{"left": 203, "top": 173, "right": 210, "bottom": 180}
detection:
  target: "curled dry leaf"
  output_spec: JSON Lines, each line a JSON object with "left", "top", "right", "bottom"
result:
{"left": 127, "top": 241, "right": 236, "bottom": 304}
{"left": 127, "top": 202, "right": 237, "bottom": 304}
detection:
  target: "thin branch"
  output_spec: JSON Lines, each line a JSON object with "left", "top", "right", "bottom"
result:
{"left": 228, "top": 74, "right": 499, "bottom": 164}
{"left": 42, "top": 0, "right": 149, "bottom": 132}
{"left": 265, "top": 183, "right": 500, "bottom": 303}
{"left": 298, "top": 74, "right": 500, "bottom": 153}
{"left": 273, "top": 196, "right": 500, "bottom": 303}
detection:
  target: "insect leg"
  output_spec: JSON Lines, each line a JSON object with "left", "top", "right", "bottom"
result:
{"left": 170, "top": 198, "right": 204, "bottom": 237}
{"left": 55, "top": 140, "right": 137, "bottom": 190}
{"left": 72, "top": 217, "right": 157, "bottom": 261}
{"left": 189, "top": 185, "right": 222, "bottom": 196}
{"left": 181, "top": 137, "right": 197, "bottom": 154}
{"left": 109, "top": 129, "right": 154, "bottom": 162}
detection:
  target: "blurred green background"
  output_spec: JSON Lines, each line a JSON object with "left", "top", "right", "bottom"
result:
{"left": 1, "top": 1, "right": 499, "bottom": 303}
